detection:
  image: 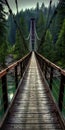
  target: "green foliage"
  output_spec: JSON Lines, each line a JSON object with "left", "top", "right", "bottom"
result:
{"left": 42, "top": 30, "right": 54, "bottom": 61}
{"left": 20, "top": 15, "right": 28, "bottom": 37}
{"left": 13, "top": 30, "right": 24, "bottom": 59}
{"left": 36, "top": 2, "right": 39, "bottom": 11}
{"left": 37, "top": 2, "right": 65, "bottom": 67}
{"left": 0, "top": 1, "right": 8, "bottom": 67}
{"left": 13, "top": 15, "right": 29, "bottom": 60}
{"left": 36, "top": 11, "right": 45, "bottom": 38}
{"left": 0, "top": 2, "right": 6, "bottom": 44}
{"left": 7, "top": 14, "right": 16, "bottom": 44}
{"left": 56, "top": 19, "right": 65, "bottom": 65}
{"left": 50, "top": 2, "right": 65, "bottom": 43}
{"left": 57, "top": 1, "right": 65, "bottom": 30}
{"left": 40, "top": 2, "right": 44, "bottom": 12}
{"left": 0, "top": 42, "right": 8, "bottom": 66}
{"left": 0, "top": 1, "right": 65, "bottom": 68}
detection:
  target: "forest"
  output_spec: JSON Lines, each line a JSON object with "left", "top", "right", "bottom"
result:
{"left": 0, "top": 0, "right": 65, "bottom": 70}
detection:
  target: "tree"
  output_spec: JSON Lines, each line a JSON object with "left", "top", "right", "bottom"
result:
{"left": 42, "top": 30, "right": 54, "bottom": 61}
{"left": 0, "top": 1, "right": 8, "bottom": 67}
{"left": 14, "top": 30, "right": 24, "bottom": 59}
{"left": 36, "top": 2, "right": 39, "bottom": 12}
{"left": 14, "top": 15, "right": 28, "bottom": 60}
{"left": 7, "top": 14, "right": 16, "bottom": 44}
{"left": 20, "top": 15, "right": 28, "bottom": 38}
{"left": 0, "top": 42, "right": 8, "bottom": 67}
{"left": 49, "top": 1, "right": 65, "bottom": 44}
{"left": 36, "top": 11, "right": 45, "bottom": 38}
{"left": 57, "top": 0, "right": 65, "bottom": 30}
{"left": 0, "top": 1, "right": 6, "bottom": 44}
{"left": 56, "top": 19, "right": 65, "bottom": 63}
{"left": 40, "top": 2, "right": 44, "bottom": 12}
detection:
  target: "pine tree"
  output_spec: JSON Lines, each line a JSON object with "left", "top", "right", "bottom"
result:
{"left": 42, "top": 30, "right": 54, "bottom": 61}
{"left": 40, "top": 2, "right": 44, "bottom": 12}
{"left": 36, "top": 2, "right": 39, "bottom": 12}
{"left": 20, "top": 15, "right": 28, "bottom": 38}
{"left": 14, "top": 16, "right": 28, "bottom": 60}
{"left": 14, "top": 30, "right": 24, "bottom": 59}
{"left": 0, "top": 1, "right": 8, "bottom": 67}
{"left": 36, "top": 11, "right": 45, "bottom": 38}
{"left": 56, "top": 19, "right": 65, "bottom": 63}
{"left": 0, "top": 1, "right": 6, "bottom": 44}
{"left": 7, "top": 14, "right": 16, "bottom": 44}
{"left": 50, "top": 1, "right": 65, "bottom": 44}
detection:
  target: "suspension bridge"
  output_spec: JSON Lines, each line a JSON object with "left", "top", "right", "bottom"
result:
{"left": 0, "top": 0, "right": 65, "bottom": 130}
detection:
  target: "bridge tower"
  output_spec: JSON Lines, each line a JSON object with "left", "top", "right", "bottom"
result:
{"left": 29, "top": 18, "right": 36, "bottom": 51}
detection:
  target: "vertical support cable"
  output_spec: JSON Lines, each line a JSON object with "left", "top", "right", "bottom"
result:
{"left": 15, "top": 0, "right": 18, "bottom": 15}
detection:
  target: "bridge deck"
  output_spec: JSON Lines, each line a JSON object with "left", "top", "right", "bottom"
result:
{"left": 1, "top": 52, "right": 63, "bottom": 130}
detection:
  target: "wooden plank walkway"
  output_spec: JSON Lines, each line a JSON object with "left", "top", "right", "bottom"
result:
{"left": 1, "top": 52, "right": 64, "bottom": 130}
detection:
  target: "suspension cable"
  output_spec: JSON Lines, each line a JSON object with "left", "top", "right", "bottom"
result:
{"left": 15, "top": 0, "right": 18, "bottom": 14}
{"left": 35, "top": 29, "right": 41, "bottom": 41}
{"left": 45, "top": 0, "right": 52, "bottom": 29}
{"left": 25, "top": 33, "right": 30, "bottom": 40}
{"left": 4, "top": 0, "right": 28, "bottom": 51}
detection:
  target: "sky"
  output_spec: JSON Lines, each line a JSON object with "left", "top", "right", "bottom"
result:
{"left": 5, "top": 0, "right": 58, "bottom": 14}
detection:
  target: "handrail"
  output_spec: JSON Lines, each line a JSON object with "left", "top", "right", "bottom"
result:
{"left": 36, "top": 53, "right": 65, "bottom": 75}
{"left": 0, "top": 53, "right": 31, "bottom": 78}
{"left": 0, "top": 52, "right": 32, "bottom": 122}
{"left": 35, "top": 52, "right": 65, "bottom": 121}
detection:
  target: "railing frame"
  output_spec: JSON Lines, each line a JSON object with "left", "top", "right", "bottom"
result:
{"left": 59, "top": 74, "right": 65, "bottom": 111}
{"left": 0, "top": 52, "right": 31, "bottom": 121}
{"left": 35, "top": 52, "right": 65, "bottom": 113}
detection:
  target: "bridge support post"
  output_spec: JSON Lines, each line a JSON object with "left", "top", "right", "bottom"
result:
{"left": 2, "top": 75, "right": 8, "bottom": 112}
{"left": 15, "top": 66, "right": 18, "bottom": 89}
{"left": 20, "top": 62, "right": 23, "bottom": 77}
{"left": 58, "top": 74, "right": 65, "bottom": 111}
{"left": 45, "top": 63, "right": 47, "bottom": 79}
{"left": 22, "top": 60, "right": 25, "bottom": 74}
{"left": 49, "top": 67, "right": 53, "bottom": 90}
{"left": 40, "top": 59, "right": 43, "bottom": 71}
